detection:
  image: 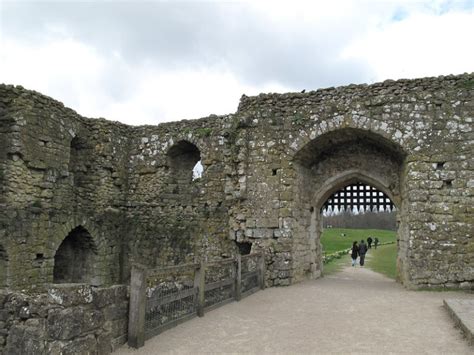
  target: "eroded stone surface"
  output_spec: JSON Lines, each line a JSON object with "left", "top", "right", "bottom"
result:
{"left": 0, "top": 75, "right": 472, "bottom": 291}
{"left": 0, "top": 74, "right": 473, "bottom": 353}
{"left": 0, "top": 285, "right": 128, "bottom": 354}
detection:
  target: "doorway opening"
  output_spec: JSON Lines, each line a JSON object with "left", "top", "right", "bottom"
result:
{"left": 320, "top": 182, "right": 398, "bottom": 278}
{"left": 292, "top": 127, "right": 407, "bottom": 284}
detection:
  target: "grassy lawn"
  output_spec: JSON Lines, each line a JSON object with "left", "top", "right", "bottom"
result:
{"left": 366, "top": 243, "right": 398, "bottom": 279}
{"left": 321, "top": 228, "right": 398, "bottom": 279}
{"left": 321, "top": 228, "right": 396, "bottom": 254}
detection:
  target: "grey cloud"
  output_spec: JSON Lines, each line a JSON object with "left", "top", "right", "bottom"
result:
{"left": 2, "top": 1, "right": 385, "bottom": 90}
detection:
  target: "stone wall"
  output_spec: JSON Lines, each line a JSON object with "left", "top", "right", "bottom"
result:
{"left": 0, "top": 74, "right": 473, "bottom": 291}
{"left": 0, "top": 85, "right": 131, "bottom": 289}
{"left": 232, "top": 74, "right": 473, "bottom": 288}
{"left": 123, "top": 116, "right": 238, "bottom": 277}
{"left": 0, "top": 284, "right": 128, "bottom": 354}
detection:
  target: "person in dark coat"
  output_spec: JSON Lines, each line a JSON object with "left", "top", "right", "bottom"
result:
{"left": 351, "top": 241, "right": 359, "bottom": 267}
{"left": 367, "top": 236, "right": 373, "bottom": 249}
{"left": 359, "top": 239, "right": 368, "bottom": 266}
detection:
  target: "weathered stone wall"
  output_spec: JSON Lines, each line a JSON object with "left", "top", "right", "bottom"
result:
{"left": 0, "top": 85, "right": 131, "bottom": 289}
{"left": 0, "top": 284, "right": 128, "bottom": 354}
{"left": 232, "top": 74, "right": 473, "bottom": 288}
{"left": 0, "top": 74, "right": 473, "bottom": 292}
{"left": 123, "top": 116, "right": 238, "bottom": 277}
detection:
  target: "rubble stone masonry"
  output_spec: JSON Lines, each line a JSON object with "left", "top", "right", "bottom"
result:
{"left": 0, "top": 73, "right": 472, "bottom": 352}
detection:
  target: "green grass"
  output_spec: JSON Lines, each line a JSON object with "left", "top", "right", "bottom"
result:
{"left": 366, "top": 244, "right": 398, "bottom": 279}
{"left": 321, "top": 228, "right": 398, "bottom": 279}
{"left": 321, "top": 228, "right": 396, "bottom": 254}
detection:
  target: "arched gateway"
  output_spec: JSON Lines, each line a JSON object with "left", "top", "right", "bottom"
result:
{"left": 285, "top": 128, "right": 406, "bottom": 283}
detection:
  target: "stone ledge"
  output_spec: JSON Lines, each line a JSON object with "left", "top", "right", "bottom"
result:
{"left": 444, "top": 298, "right": 474, "bottom": 346}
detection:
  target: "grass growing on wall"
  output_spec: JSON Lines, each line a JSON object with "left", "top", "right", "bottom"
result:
{"left": 321, "top": 228, "right": 396, "bottom": 254}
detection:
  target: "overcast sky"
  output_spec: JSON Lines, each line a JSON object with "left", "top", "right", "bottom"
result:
{"left": 1, "top": 0, "right": 473, "bottom": 125}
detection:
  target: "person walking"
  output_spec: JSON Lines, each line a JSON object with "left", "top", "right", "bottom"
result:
{"left": 374, "top": 237, "right": 379, "bottom": 249}
{"left": 351, "top": 241, "right": 359, "bottom": 267}
{"left": 367, "top": 236, "right": 373, "bottom": 249}
{"left": 359, "top": 239, "right": 368, "bottom": 266}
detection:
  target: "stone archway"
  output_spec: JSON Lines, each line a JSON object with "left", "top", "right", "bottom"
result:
{"left": 53, "top": 226, "right": 98, "bottom": 284}
{"left": 49, "top": 216, "right": 108, "bottom": 286}
{"left": 291, "top": 128, "right": 407, "bottom": 284}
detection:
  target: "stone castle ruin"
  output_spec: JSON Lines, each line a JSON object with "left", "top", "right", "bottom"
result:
{"left": 0, "top": 73, "right": 473, "bottom": 352}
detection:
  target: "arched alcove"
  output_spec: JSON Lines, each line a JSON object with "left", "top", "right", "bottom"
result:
{"left": 291, "top": 128, "right": 407, "bottom": 283}
{"left": 167, "top": 140, "right": 202, "bottom": 195}
{"left": 0, "top": 245, "right": 8, "bottom": 288}
{"left": 53, "top": 226, "right": 98, "bottom": 284}
{"left": 168, "top": 141, "right": 201, "bottom": 178}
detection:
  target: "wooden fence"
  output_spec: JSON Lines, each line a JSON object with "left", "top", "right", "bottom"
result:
{"left": 128, "top": 253, "right": 265, "bottom": 348}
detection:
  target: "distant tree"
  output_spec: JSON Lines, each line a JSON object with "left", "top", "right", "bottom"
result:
{"left": 323, "top": 210, "right": 396, "bottom": 230}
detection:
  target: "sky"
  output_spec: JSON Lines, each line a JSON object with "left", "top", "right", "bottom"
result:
{"left": 1, "top": 0, "right": 473, "bottom": 125}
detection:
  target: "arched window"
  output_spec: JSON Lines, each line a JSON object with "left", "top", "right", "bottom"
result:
{"left": 167, "top": 141, "right": 202, "bottom": 184}
{"left": 53, "top": 226, "right": 97, "bottom": 284}
{"left": 0, "top": 245, "right": 7, "bottom": 287}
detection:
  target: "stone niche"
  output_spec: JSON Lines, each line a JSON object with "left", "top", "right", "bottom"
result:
{"left": 53, "top": 226, "right": 98, "bottom": 285}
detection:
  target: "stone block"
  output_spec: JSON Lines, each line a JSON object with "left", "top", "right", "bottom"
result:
{"left": 5, "top": 319, "right": 46, "bottom": 355}
{"left": 48, "top": 334, "right": 97, "bottom": 355}
{"left": 97, "top": 332, "right": 113, "bottom": 355}
{"left": 103, "top": 302, "right": 128, "bottom": 322}
{"left": 252, "top": 229, "right": 273, "bottom": 239}
{"left": 104, "top": 318, "right": 128, "bottom": 338}
{"left": 48, "top": 284, "right": 93, "bottom": 307}
{"left": 47, "top": 307, "right": 103, "bottom": 340}
{"left": 92, "top": 287, "right": 116, "bottom": 309}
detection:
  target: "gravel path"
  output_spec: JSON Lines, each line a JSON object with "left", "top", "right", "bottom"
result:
{"left": 117, "top": 266, "right": 473, "bottom": 354}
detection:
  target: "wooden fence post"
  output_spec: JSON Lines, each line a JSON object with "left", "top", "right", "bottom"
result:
{"left": 195, "top": 261, "right": 206, "bottom": 317}
{"left": 258, "top": 253, "right": 266, "bottom": 290}
{"left": 235, "top": 254, "right": 242, "bottom": 301}
{"left": 128, "top": 264, "right": 147, "bottom": 349}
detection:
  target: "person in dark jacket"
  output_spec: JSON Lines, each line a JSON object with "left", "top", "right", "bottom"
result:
{"left": 359, "top": 239, "right": 368, "bottom": 266}
{"left": 367, "top": 236, "right": 373, "bottom": 249}
{"left": 351, "top": 241, "right": 359, "bottom": 267}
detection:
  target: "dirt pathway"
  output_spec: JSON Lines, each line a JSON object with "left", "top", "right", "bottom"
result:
{"left": 116, "top": 266, "right": 473, "bottom": 354}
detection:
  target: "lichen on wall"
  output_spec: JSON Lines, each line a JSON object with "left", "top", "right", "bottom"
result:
{"left": 0, "top": 74, "right": 473, "bottom": 294}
